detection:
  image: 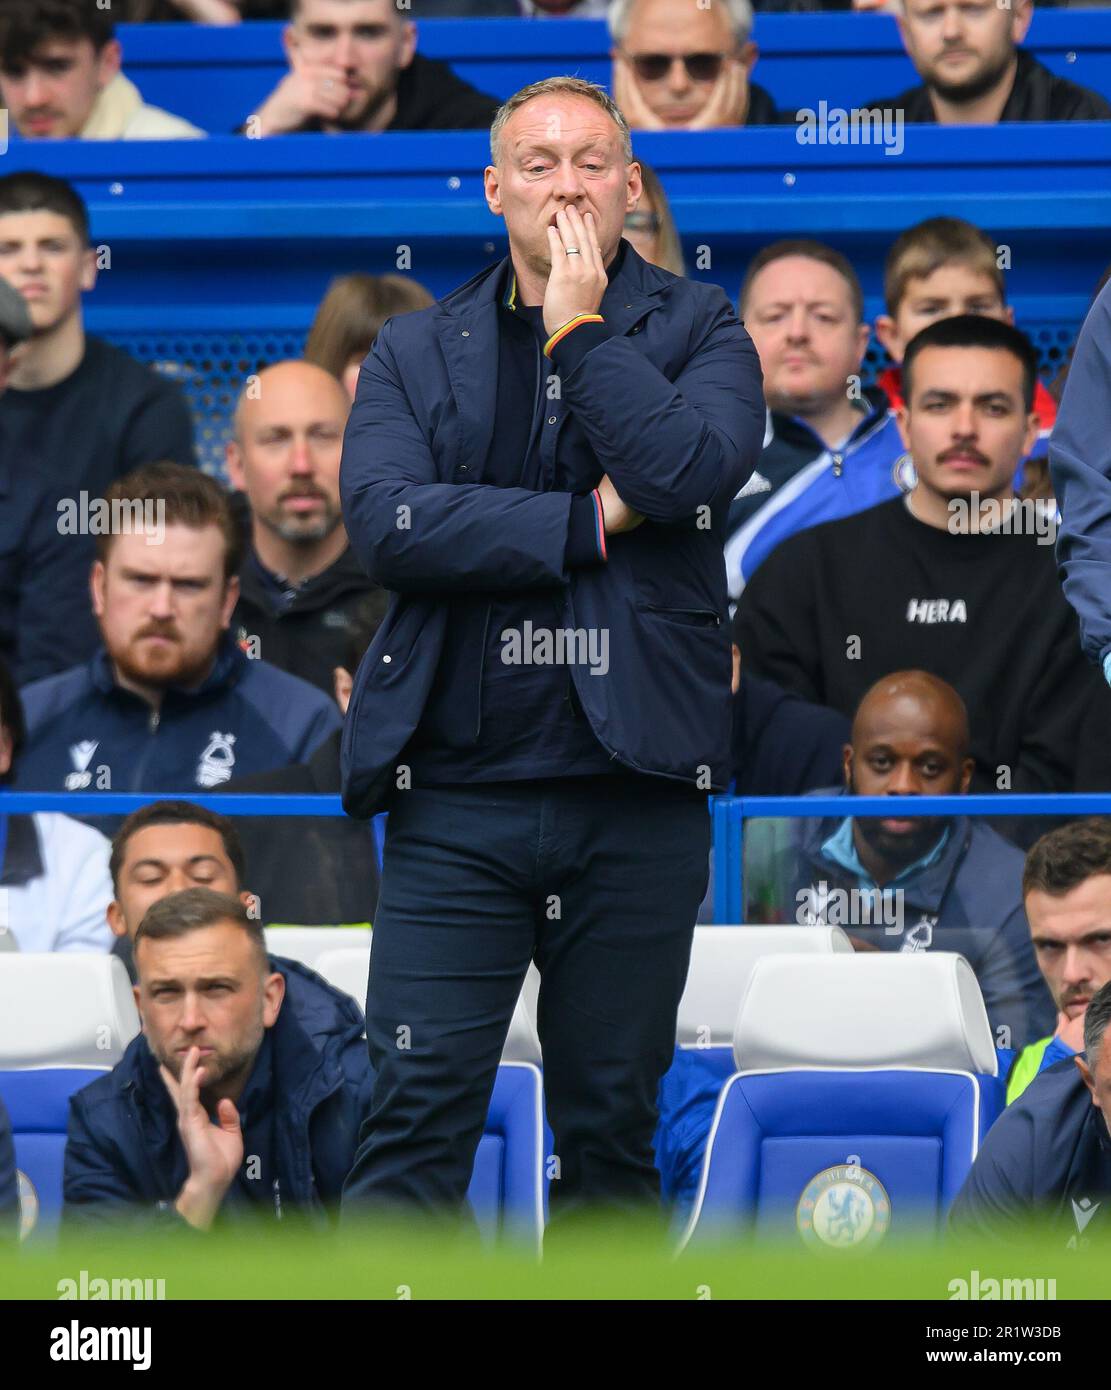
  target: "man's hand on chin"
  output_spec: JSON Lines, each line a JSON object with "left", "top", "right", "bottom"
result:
{"left": 543, "top": 206, "right": 609, "bottom": 339}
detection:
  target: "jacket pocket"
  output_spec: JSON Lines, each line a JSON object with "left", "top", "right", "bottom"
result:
{"left": 638, "top": 605, "right": 722, "bottom": 628}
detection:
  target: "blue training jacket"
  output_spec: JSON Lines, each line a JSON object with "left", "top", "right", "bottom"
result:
{"left": 950, "top": 1056, "right": 1111, "bottom": 1244}
{"left": 15, "top": 637, "right": 340, "bottom": 792}
{"left": 338, "top": 241, "right": 766, "bottom": 816}
{"left": 1050, "top": 278, "right": 1111, "bottom": 671}
{"left": 62, "top": 957, "right": 374, "bottom": 1230}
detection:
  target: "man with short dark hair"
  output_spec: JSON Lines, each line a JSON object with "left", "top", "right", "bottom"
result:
{"left": 866, "top": 0, "right": 1111, "bottom": 124}
{"left": 950, "top": 980, "right": 1111, "bottom": 1244}
{"left": 0, "top": 174, "right": 195, "bottom": 493}
{"left": 725, "top": 239, "right": 907, "bottom": 600}
{"left": 248, "top": 0, "right": 500, "bottom": 137}
{"left": 107, "top": 800, "right": 253, "bottom": 983}
{"left": 227, "top": 360, "right": 388, "bottom": 698}
{"left": 0, "top": 0, "right": 202, "bottom": 138}
{"left": 63, "top": 886, "right": 376, "bottom": 1230}
{"left": 15, "top": 463, "right": 340, "bottom": 793}
{"left": 1008, "top": 820, "right": 1111, "bottom": 1103}
{"left": 736, "top": 315, "right": 1101, "bottom": 801}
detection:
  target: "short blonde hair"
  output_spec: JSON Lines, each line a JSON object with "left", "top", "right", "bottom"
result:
{"left": 490, "top": 76, "right": 633, "bottom": 167}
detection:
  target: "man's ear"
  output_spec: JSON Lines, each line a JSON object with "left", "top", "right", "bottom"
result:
{"left": 398, "top": 20, "right": 418, "bottom": 70}
{"left": 90, "top": 558, "right": 107, "bottom": 620}
{"left": 1011, "top": 0, "right": 1034, "bottom": 45}
{"left": 842, "top": 743, "right": 854, "bottom": 788}
{"left": 740, "top": 40, "right": 758, "bottom": 75}
{"left": 219, "top": 574, "right": 241, "bottom": 630}
{"left": 94, "top": 38, "right": 122, "bottom": 92}
{"left": 132, "top": 982, "right": 145, "bottom": 1030}
{"left": 1075, "top": 1052, "right": 1097, "bottom": 1103}
{"left": 225, "top": 439, "right": 245, "bottom": 492}
{"left": 262, "top": 970, "right": 286, "bottom": 1029}
{"left": 0, "top": 725, "right": 12, "bottom": 780}
{"left": 626, "top": 160, "right": 643, "bottom": 213}
{"left": 80, "top": 246, "right": 98, "bottom": 295}
{"left": 107, "top": 899, "right": 128, "bottom": 941}
{"left": 958, "top": 757, "right": 974, "bottom": 795}
{"left": 873, "top": 314, "right": 902, "bottom": 363}
{"left": 483, "top": 166, "right": 503, "bottom": 218}
{"left": 894, "top": 403, "right": 911, "bottom": 453}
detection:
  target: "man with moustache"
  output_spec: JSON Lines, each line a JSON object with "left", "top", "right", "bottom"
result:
{"left": 63, "top": 888, "right": 375, "bottom": 1230}
{"left": 339, "top": 75, "right": 764, "bottom": 1225}
{"left": 865, "top": 0, "right": 1110, "bottom": 124}
{"left": 227, "top": 360, "right": 387, "bottom": 698}
{"left": 735, "top": 315, "right": 1101, "bottom": 804}
{"left": 14, "top": 463, "right": 339, "bottom": 793}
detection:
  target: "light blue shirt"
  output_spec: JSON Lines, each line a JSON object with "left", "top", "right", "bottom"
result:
{"left": 819, "top": 815, "right": 951, "bottom": 897}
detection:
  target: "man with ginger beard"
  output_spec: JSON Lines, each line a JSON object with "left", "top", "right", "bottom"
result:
{"left": 735, "top": 314, "right": 1102, "bottom": 812}
{"left": 14, "top": 462, "right": 339, "bottom": 793}
{"left": 227, "top": 360, "right": 387, "bottom": 698}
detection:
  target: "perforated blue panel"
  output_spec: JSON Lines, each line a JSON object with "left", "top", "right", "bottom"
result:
{"left": 109, "top": 330, "right": 308, "bottom": 479}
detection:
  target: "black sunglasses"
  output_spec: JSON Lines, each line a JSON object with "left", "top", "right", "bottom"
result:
{"left": 625, "top": 51, "right": 731, "bottom": 84}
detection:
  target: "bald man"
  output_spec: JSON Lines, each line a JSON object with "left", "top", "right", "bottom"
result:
{"left": 791, "top": 669, "right": 1054, "bottom": 1052}
{"left": 227, "top": 360, "right": 388, "bottom": 696}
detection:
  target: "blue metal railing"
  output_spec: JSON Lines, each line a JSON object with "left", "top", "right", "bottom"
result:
{"left": 4, "top": 789, "right": 1106, "bottom": 925}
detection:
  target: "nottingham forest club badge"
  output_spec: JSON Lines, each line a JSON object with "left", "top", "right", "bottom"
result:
{"left": 796, "top": 1162, "right": 891, "bottom": 1250}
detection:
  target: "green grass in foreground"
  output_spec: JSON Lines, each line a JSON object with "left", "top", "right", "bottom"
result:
{"left": 2, "top": 1218, "right": 1106, "bottom": 1300}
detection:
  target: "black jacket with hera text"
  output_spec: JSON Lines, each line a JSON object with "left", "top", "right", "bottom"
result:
{"left": 733, "top": 495, "right": 1101, "bottom": 797}
{"left": 232, "top": 545, "right": 389, "bottom": 699}
{"left": 867, "top": 49, "right": 1111, "bottom": 123}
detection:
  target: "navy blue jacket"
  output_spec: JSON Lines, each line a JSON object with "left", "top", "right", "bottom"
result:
{"left": 15, "top": 637, "right": 340, "bottom": 793}
{"left": 950, "top": 1057, "right": 1111, "bottom": 1243}
{"left": 62, "top": 958, "right": 374, "bottom": 1229}
{"left": 1051, "top": 279, "right": 1111, "bottom": 672}
{"left": 339, "top": 241, "right": 765, "bottom": 815}
{"left": 791, "top": 802, "right": 1055, "bottom": 1051}
{"left": 0, "top": 1092, "right": 17, "bottom": 1241}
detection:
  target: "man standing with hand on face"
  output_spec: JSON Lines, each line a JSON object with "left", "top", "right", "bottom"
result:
{"left": 339, "top": 76, "right": 763, "bottom": 1230}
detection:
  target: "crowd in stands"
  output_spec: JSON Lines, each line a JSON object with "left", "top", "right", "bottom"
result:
{"left": 0, "top": 0, "right": 1109, "bottom": 1245}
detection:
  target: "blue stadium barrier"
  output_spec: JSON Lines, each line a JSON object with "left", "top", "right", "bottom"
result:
{"left": 109, "top": 13, "right": 1111, "bottom": 135}
{"left": 4, "top": 127, "right": 1105, "bottom": 472}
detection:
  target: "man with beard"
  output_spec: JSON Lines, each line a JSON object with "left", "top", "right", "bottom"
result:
{"left": 247, "top": 0, "right": 499, "bottom": 137}
{"left": 865, "top": 0, "right": 1110, "bottom": 124}
{"left": 227, "top": 361, "right": 388, "bottom": 698}
{"left": 63, "top": 887, "right": 375, "bottom": 1230}
{"left": 14, "top": 462, "right": 339, "bottom": 793}
{"left": 654, "top": 671, "right": 1052, "bottom": 1217}
{"left": 789, "top": 670, "right": 1053, "bottom": 1051}
{"left": 735, "top": 316, "right": 1102, "bottom": 808}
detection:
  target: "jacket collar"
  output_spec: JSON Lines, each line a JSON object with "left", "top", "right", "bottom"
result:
{"left": 800, "top": 787, "right": 972, "bottom": 915}
{"left": 769, "top": 385, "right": 891, "bottom": 456}
{"left": 238, "top": 544, "right": 369, "bottom": 616}
{"left": 434, "top": 238, "right": 670, "bottom": 481}
{"left": 89, "top": 634, "right": 247, "bottom": 702}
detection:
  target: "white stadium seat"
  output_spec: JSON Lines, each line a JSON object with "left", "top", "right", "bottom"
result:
{"left": 264, "top": 926, "right": 373, "bottom": 971}
{"left": 0, "top": 954, "right": 138, "bottom": 1068}
{"left": 676, "top": 925, "right": 853, "bottom": 1048}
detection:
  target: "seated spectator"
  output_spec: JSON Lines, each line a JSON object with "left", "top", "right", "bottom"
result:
{"left": 735, "top": 315, "right": 1101, "bottom": 802}
{"left": 247, "top": 0, "right": 501, "bottom": 137}
{"left": 0, "top": 654, "right": 112, "bottom": 952}
{"left": 609, "top": 0, "right": 784, "bottom": 129}
{"left": 304, "top": 274, "right": 435, "bottom": 399}
{"left": 874, "top": 217, "right": 1057, "bottom": 467}
{"left": 0, "top": 1094, "right": 16, "bottom": 1241}
{"left": 228, "top": 361, "right": 388, "bottom": 696}
{"left": 1007, "top": 820, "right": 1111, "bottom": 1103}
{"left": 790, "top": 670, "right": 1053, "bottom": 1049}
{"left": 621, "top": 162, "right": 685, "bottom": 277}
{"left": 725, "top": 240, "right": 907, "bottom": 600}
{"left": 223, "top": 628, "right": 382, "bottom": 927}
{"left": 15, "top": 463, "right": 340, "bottom": 794}
{"left": 64, "top": 887, "right": 375, "bottom": 1231}
{"left": 949, "top": 980, "right": 1111, "bottom": 1244}
{"left": 0, "top": 173, "right": 195, "bottom": 496}
{"left": 0, "top": 276, "right": 94, "bottom": 684}
{"left": 866, "top": 0, "right": 1111, "bottom": 124}
{"left": 0, "top": 1, "right": 203, "bottom": 139}
{"left": 106, "top": 801, "right": 255, "bottom": 983}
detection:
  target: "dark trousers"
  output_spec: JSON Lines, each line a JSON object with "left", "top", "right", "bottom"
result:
{"left": 341, "top": 776, "right": 710, "bottom": 1223}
